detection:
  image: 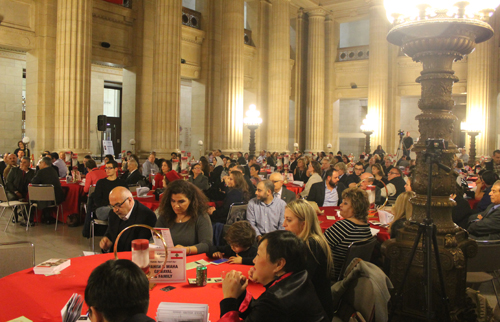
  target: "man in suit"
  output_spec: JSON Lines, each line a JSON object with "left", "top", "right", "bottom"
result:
{"left": 269, "top": 172, "right": 296, "bottom": 204}
{"left": 99, "top": 187, "right": 157, "bottom": 252}
{"left": 485, "top": 150, "right": 500, "bottom": 176}
{"left": 334, "top": 162, "right": 349, "bottom": 187}
{"left": 320, "top": 158, "right": 332, "bottom": 180}
{"left": 468, "top": 181, "right": 500, "bottom": 240}
{"left": 31, "top": 156, "right": 65, "bottom": 224}
{"left": 5, "top": 156, "right": 35, "bottom": 222}
{"left": 307, "top": 169, "right": 346, "bottom": 207}
{"left": 121, "top": 159, "right": 143, "bottom": 185}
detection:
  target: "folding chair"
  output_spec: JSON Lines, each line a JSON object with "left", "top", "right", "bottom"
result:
{"left": 128, "top": 184, "right": 140, "bottom": 193}
{"left": 87, "top": 187, "right": 108, "bottom": 252}
{"left": 338, "top": 236, "right": 378, "bottom": 281}
{"left": 226, "top": 202, "right": 248, "bottom": 225}
{"left": 0, "top": 241, "right": 34, "bottom": 277}
{"left": 27, "top": 184, "right": 63, "bottom": 231}
{"left": 0, "top": 184, "right": 28, "bottom": 232}
{"left": 467, "top": 239, "right": 500, "bottom": 307}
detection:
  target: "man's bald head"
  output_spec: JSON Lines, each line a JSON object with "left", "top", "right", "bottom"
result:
{"left": 110, "top": 186, "right": 133, "bottom": 200}
{"left": 109, "top": 187, "right": 134, "bottom": 218}
{"left": 359, "top": 173, "right": 375, "bottom": 190}
{"left": 269, "top": 172, "right": 284, "bottom": 193}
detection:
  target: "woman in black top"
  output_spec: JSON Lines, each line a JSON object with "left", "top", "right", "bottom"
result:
{"left": 14, "top": 141, "right": 30, "bottom": 158}
{"left": 293, "top": 158, "right": 309, "bottom": 182}
{"left": 371, "top": 163, "right": 389, "bottom": 189}
{"left": 283, "top": 200, "right": 335, "bottom": 320}
{"left": 207, "top": 171, "right": 249, "bottom": 224}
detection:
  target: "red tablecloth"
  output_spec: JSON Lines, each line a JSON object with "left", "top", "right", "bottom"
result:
{"left": 0, "top": 253, "right": 264, "bottom": 321}
{"left": 285, "top": 183, "right": 304, "bottom": 195}
{"left": 318, "top": 207, "right": 390, "bottom": 243}
{"left": 59, "top": 181, "right": 85, "bottom": 222}
{"left": 133, "top": 192, "right": 216, "bottom": 212}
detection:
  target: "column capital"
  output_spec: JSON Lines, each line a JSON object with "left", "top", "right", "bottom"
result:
{"left": 306, "top": 8, "right": 329, "bottom": 18}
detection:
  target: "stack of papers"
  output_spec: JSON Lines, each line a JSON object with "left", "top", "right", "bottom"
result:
{"left": 34, "top": 258, "right": 70, "bottom": 275}
{"left": 156, "top": 302, "right": 209, "bottom": 322}
{"left": 292, "top": 181, "right": 304, "bottom": 187}
{"left": 61, "top": 293, "right": 83, "bottom": 322}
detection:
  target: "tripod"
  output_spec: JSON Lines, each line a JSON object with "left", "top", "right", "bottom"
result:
{"left": 395, "top": 132, "right": 405, "bottom": 161}
{"left": 389, "top": 141, "right": 451, "bottom": 322}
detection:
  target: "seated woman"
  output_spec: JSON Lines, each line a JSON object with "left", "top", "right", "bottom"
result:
{"left": 371, "top": 163, "right": 389, "bottom": 189}
{"left": 153, "top": 160, "right": 171, "bottom": 190}
{"left": 283, "top": 200, "right": 335, "bottom": 320}
{"left": 324, "top": 187, "right": 372, "bottom": 280}
{"left": 249, "top": 164, "right": 261, "bottom": 187}
{"left": 293, "top": 158, "right": 309, "bottom": 183}
{"left": 207, "top": 171, "right": 249, "bottom": 224}
{"left": 300, "top": 161, "right": 323, "bottom": 199}
{"left": 189, "top": 163, "right": 209, "bottom": 191}
{"left": 156, "top": 180, "right": 213, "bottom": 255}
{"left": 218, "top": 230, "right": 329, "bottom": 322}
{"left": 389, "top": 191, "right": 416, "bottom": 239}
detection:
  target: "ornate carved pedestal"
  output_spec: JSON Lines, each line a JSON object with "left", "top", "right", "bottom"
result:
{"left": 382, "top": 19, "right": 494, "bottom": 321}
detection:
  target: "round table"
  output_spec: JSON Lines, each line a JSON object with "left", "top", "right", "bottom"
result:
{"left": 0, "top": 253, "right": 264, "bottom": 321}
{"left": 59, "top": 180, "right": 85, "bottom": 223}
{"left": 284, "top": 183, "right": 304, "bottom": 195}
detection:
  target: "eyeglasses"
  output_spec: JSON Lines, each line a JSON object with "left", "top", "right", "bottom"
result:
{"left": 105, "top": 167, "right": 115, "bottom": 170}
{"left": 271, "top": 180, "right": 281, "bottom": 183}
{"left": 108, "top": 198, "right": 128, "bottom": 209}
{"left": 389, "top": 172, "right": 399, "bottom": 175}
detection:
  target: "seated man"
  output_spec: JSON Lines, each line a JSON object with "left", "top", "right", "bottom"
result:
{"left": 100, "top": 187, "right": 157, "bottom": 252}
{"left": 308, "top": 169, "right": 346, "bottom": 207}
{"left": 269, "top": 172, "right": 296, "bottom": 204}
{"left": 31, "top": 156, "right": 65, "bottom": 224}
{"left": 346, "top": 162, "right": 364, "bottom": 188}
{"left": 6, "top": 156, "right": 35, "bottom": 201}
{"left": 83, "top": 158, "right": 107, "bottom": 194}
{"left": 381, "top": 168, "right": 406, "bottom": 200}
{"left": 468, "top": 181, "right": 500, "bottom": 240}
{"left": 50, "top": 152, "right": 67, "bottom": 178}
{"left": 359, "top": 172, "right": 382, "bottom": 205}
{"left": 3, "top": 153, "right": 18, "bottom": 179}
{"left": 16, "top": 150, "right": 25, "bottom": 166}
{"left": 475, "top": 170, "right": 499, "bottom": 213}
{"left": 334, "top": 162, "right": 349, "bottom": 187}
{"left": 141, "top": 153, "right": 159, "bottom": 177}
{"left": 92, "top": 160, "right": 127, "bottom": 221}
{"left": 121, "top": 159, "right": 143, "bottom": 185}
{"left": 246, "top": 180, "right": 286, "bottom": 241}
{"left": 249, "top": 163, "right": 261, "bottom": 188}
{"left": 85, "top": 259, "right": 155, "bottom": 322}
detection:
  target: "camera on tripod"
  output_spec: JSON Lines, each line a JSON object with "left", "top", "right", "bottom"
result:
{"left": 398, "top": 129, "right": 404, "bottom": 138}
{"left": 425, "top": 138, "right": 448, "bottom": 153}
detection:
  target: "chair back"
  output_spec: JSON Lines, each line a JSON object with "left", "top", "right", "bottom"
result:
{"left": 0, "top": 242, "right": 35, "bottom": 278}
{"left": 338, "top": 236, "right": 378, "bottom": 280}
{"left": 28, "top": 184, "right": 56, "bottom": 203}
{"left": 88, "top": 185, "right": 96, "bottom": 196}
{"left": 226, "top": 202, "right": 248, "bottom": 225}
{"left": 128, "top": 184, "right": 140, "bottom": 193}
{"left": 334, "top": 276, "right": 375, "bottom": 322}
{"left": 468, "top": 239, "right": 500, "bottom": 273}
{"left": 0, "top": 184, "right": 9, "bottom": 203}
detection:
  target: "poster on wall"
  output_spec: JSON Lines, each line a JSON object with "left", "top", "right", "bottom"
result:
{"left": 103, "top": 140, "right": 114, "bottom": 156}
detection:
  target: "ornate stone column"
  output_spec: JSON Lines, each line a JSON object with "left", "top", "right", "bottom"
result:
{"left": 367, "top": 3, "right": 390, "bottom": 151}
{"left": 152, "top": 0, "right": 182, "bottom": 155}
{"left": 466, "top": 14, "right": 498, "bottom": 158}
{"left": 213, "top": 0, "right": 244, "bottom": 153}
{"left": 267, "top": 0, "right": 290, "bottom": 152}
{"left": 54, "top": 0, "right": 92, "bottom": 155}
{"left": 294, "top": 9, "right": 307, "bottom": 151}
{"left": 305, "top": 9, "right": 326, "bottom": 152}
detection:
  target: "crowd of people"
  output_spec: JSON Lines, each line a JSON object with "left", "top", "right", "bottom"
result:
{"left": 4, "top": 141, "right": 500, "bottom": 321}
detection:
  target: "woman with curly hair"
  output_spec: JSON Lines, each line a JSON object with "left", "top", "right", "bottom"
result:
{"left": 324, "top": 187, "right": 372, "bottom": 280}
{"left": 156, "top": 180, "right": 213, "bottom": 255}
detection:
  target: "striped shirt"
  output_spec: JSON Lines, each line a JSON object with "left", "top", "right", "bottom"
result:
{"left": 324, "top": 219, "right": 372, "bottom": 280}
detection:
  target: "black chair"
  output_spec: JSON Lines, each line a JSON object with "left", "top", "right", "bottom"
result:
{"left": 467, "top": 239, "right": 500, "bottom": 307}
{"left": 338, "top": 236, "right": 378, "bottom": 281}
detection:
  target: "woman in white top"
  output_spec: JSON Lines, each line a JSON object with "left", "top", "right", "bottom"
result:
{"left": 300, "top": 161, "right": 323, "bottom": 199}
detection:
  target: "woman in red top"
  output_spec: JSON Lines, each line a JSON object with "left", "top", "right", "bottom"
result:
{"left": 153, "top": 160, "right": 171, "bottom": 190}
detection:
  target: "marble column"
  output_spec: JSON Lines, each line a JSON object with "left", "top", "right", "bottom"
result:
{"left": 367, "top": 4, "right": 390, "bottom": 152}
{"left": 324, "top": 15, "right": 336, "bottom": 151}
{"left": 294, "top": 9, "right": 307, "bottom": 151}
{"left": 54, "top": 0, "right": 92, "bottom": 155}
{"left": 306, "top": 9, "right": 326, "bottom": 152}
{"left": 216, "top": 0, "right": 244, "bottom": 153}
{"left": 466, "top": 14, "right": 498, "bottom": 158}
{"left": 152, "top": 0, "right": 182, "bottom": 155}
{"left": 267, "top": 0, "right": 290, "bottom": 152}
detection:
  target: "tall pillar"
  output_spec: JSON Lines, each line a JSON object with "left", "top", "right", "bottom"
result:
{"left": 324, "top": 14, "right": 337, "bottom": 151}
{"left": 367, "top": 3, "right": 390, "bottom": 152}
{"left": 305, "top": 9, "right": 326, "bottom": 152}
{"left": 267, "top": 0, "right": 290, "bottom": 152}
{"left": 294, "top": 9, "right": 307, "bottom": 151}
{"left": 152, "top": 0, "right": 182, "bottom": 156}
{"left": 466, "top": 14, "right": 498, "bottom": 158}
{"left": 54, "top": 0, "right": 92, "bottom": 155}
{"left": 213, "top": 0, "right": 244, "bottom": 153}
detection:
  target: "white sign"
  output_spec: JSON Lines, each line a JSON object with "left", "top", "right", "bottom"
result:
{"left": 103, "top": 140, "right": 114, "bottom": 156}
{"left": 150, "top": 249, "right": 186, "bottom": 283}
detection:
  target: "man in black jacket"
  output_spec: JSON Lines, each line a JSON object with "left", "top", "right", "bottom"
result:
{"left": 307, "top": 169, "right": 346, "bottom": 207}
{"left": 269, "top": 172, "right": 296, "bottom": 204}
{"left": 99, "top": 187, "right": 157, "bottom": 253}
{"left": 381, "top": 168, "right": 406, "bottom": 200}
{"left": 120, "top": 159, "right": 143, "bottom": 185}
{"left": 485, "top": 150, "right": 500, "bottom": 175}
{"left": 31, "top": 156, "right": 65, "bottom": 224}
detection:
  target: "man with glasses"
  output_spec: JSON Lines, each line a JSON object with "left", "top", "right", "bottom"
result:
{"left": 99, "top": 186, "right": 156, "bottom": 253}
{"left": 92, "top": 160, "right": 127, "bottom": 221}
{"left": 269, "top": 172, "right": 296, "bottom": 204}
{"left": 468, "top": 181, "right": 500, "bottom": 240}
{"left": 347, "top": 162, "right": 365, "bottom": 188}
{"left": 381, "top": 168, "right": 406, "bottom": 200}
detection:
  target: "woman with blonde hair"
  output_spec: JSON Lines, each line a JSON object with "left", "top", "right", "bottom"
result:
{"left": 283, "top": 199, "right": 335, "bottom": 320}
{"left": 389, "top": 191, "right": 416, "bottom": 238}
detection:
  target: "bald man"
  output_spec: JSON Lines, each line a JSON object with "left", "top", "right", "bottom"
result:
{"left": 269, "top": 172, "right": 296, "bottom": 204}
{"left": 359, "top": 173, "right": 382, "bottom": 205}
{"left": 99, "top": 187, "right": 157, "bottom": 253}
